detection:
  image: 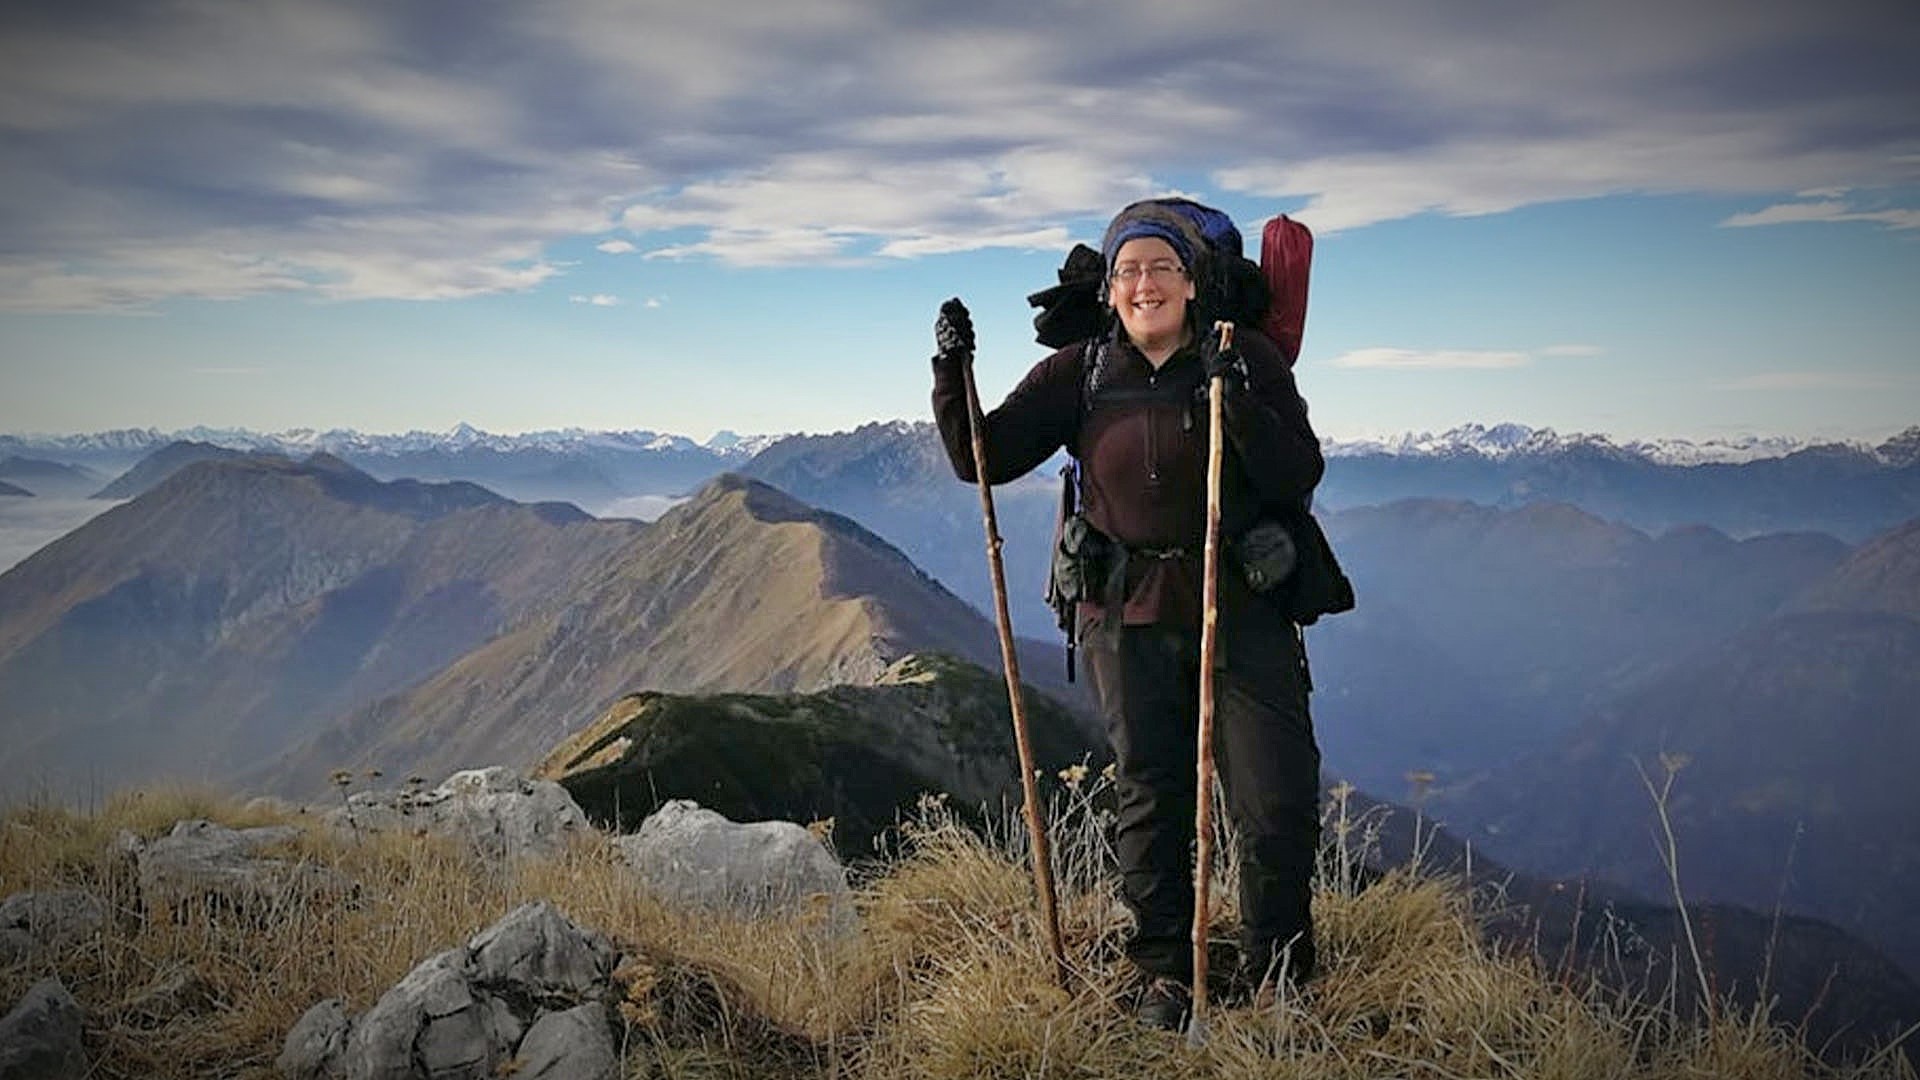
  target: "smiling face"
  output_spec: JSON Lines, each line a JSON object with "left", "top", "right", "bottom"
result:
{"left": 1108, "top": 236, "right": 1195, "bottom": 361}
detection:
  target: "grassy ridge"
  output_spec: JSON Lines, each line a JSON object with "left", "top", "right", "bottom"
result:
{"left": 0, "top": 780, "right": 1912, "bottom": 1079}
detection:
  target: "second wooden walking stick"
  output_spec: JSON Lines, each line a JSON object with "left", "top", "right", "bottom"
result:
{"left": 1189, "top": 320, "right": 1234, "bottom": 1043}
{"left": 958, "top": 330, "right": 1069, "bottom": 989}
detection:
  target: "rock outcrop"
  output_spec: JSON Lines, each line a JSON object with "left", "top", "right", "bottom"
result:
{"left": 325, "top": 767, "right": 590, "bottom": 862}
{"left": 614, "top": 800, "right": 853, "bottom": 932}
{"left": 277, "top": 901, "right": 619, "bottom": 1080}
{"left": 0, "top": 978, "right": 88, "bottom": 1079}
{"left": 0, "top": 891, "right": 108, "bottom": 965}
{"left": 132, "top": 820, "right": 356, "bottom": 919}
{"left": 540, "top": 652, "right": 1098, "bottom": 855}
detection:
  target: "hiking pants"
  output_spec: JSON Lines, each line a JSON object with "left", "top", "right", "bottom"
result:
{"left": 1084, "top": 607, "right": 1320, "bottom": 987}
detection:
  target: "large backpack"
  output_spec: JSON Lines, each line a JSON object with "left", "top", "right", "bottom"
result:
{"left": 1031, "top": 201, "right": 1352, "bottom": 656}
{"left": 1027, "top": 199, "right": 1305, "bottom": 365}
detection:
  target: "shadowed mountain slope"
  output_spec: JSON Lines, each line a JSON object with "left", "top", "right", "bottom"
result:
{"left": 257, "top": 473, "right": 1087, "bottom": 796}
{"left": 1306, "top": 499, "right": 1849, "bottom": 794}
{"left": 1432, "top": 519, "right": 1920, "bottom": 979}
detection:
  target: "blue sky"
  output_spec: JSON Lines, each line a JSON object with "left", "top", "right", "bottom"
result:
{"left": 1, "top": 0, "right": 1915, "bottom": 445}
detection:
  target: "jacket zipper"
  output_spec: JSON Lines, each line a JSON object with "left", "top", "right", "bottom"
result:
{"left": 1145, "top": 370, "right": 1159, "bottom": 485}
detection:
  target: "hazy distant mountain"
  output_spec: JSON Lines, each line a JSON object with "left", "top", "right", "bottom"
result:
{"left": 0, "top": 454, "right": 643, "bottom": 799}
{"left": 1325, "top": 421, "right": 1821, "bottom": 465}
{"left": 0, "top": 456, "right": 104, "bottom": 498}
{"left": 90, "top": 440, "right": 253, "bottom": 499}
{"left": 1430, "top": 520, "right": 1920, "bottom": 978}
{"left": 539, "top": 651, "right": 1096, "bottom": 856}
{"left": 1305, "top": 501, "right": 1851, "bottom": 796}
{"left": 11, "top": 418, "right": 1913, "bottom": 536}
{"left": 1318, "top": 425, "right": 1920, "bottom": 542}
{"left": 252, "top": 472, "right": 1087, "bottom": 797}
{"left": 3, "top": 424, "right": 782, "bottom": 515}
{"left": 0, "top": 423, "right": 780, "bottom": 463}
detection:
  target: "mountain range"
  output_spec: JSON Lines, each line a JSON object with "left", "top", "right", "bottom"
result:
{"left": 0, "top": 452, "right": 1083, "bottom": 803}
{"left": 7, "top": 420, "right": 1916, "bottom": 524}
{"left": 6, "top": 420, "right": 1913, "bottom": 469}
{"left": 0, "top": 425, "right": 779, "bottom": 512}
{"left": 250, "top": 470, "right": 1086, "bottom": 796}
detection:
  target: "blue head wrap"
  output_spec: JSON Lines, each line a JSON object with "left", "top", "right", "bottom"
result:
{"left": 1100, "top": 202, "right": 1198, "bottom": 275}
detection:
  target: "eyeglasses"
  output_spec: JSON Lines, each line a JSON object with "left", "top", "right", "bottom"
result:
{"left": 1108, "top": 260, "right": 1186, "bottom": 285}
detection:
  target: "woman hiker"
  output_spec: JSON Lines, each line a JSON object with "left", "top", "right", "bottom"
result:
{"left": 928, "top": 198, "right": 1326, "bottom": 1031}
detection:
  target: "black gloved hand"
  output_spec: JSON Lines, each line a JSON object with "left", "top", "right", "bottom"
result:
{"left": 1204, "top": 330, "right": 1248, "bottom": 388}
{"left": 935, "top": 297, "right": 975, "bottom": 360}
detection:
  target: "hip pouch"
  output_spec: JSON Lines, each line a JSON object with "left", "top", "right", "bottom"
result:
{"left": 1049, "top": 513, "right": 1113, "bottom": 612}
{"left": 1231, "top": 519, "right": 1298, "bottom": 594}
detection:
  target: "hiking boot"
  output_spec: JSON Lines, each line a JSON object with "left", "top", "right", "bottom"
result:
{"left": 1134, "top": 978, "right": 1191, "bottom": 1032}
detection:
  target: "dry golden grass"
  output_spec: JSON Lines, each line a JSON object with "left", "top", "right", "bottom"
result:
{"left": 0, "top": 778, "right": 1913, "bottom": 1080}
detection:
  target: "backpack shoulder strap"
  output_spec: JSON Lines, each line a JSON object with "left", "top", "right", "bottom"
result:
{"left": 1072, "top": 338, "right": 1102, "bottom": 458}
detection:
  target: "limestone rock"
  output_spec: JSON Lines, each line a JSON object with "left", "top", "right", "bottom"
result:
{"left": 276, "top": 999, "right": 349, "bottom": 1080}
{"left": 511, "top": 1003, "right": 617, "bottom": 1080}
{"left": 344, "top": 950, "right": 483, "bottom": 1080}
{"left": 136, "top": 819, "right": 355, "bottom": 919}
{"left": 280, "top": 901, "right": 619, "bottom": 1080}
{"left": 0, "top": 978, "right": 87, "bottom": 1080}
{"left": 468, "top": 900, "right": 616, "bottom": 1002}
{"left": 0, "top": 891, "right": 108, "bottom": 964}
{"left": 615, "top": 800, "right": 854, "bottom": 931}
{"left": 326, "top": 767, "right": 590, "bottom": 862}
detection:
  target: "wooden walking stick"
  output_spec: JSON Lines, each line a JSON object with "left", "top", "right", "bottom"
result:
{"left": 960, "top": 346, "right": 1069, "bottom": 989}
{"left": 1189, "top": 320, "right": 1234, "bottom": 1044}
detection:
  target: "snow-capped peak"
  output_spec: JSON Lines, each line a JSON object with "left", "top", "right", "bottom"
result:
{"left": 1322, "top": 423, "right": 1861, "bottom": 465}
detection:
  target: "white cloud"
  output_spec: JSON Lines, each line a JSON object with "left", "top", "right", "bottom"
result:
{"left": 644, "top": 296, "right": 663, "bottom": 309}
{"left": 1329, "top": 348, "right": 1530, "bottom": 370}
{"left": 1, "top": 0, "right": 1915, "bottom": 302}
{"left": 645, "top": 228, "right": 856, "bottom": 266}
{"left": 1721, "top": 200, "right": 1920, "bottom": 231}
{"left": 876, "top": 228, "right": 1072, "bottom": 259}
{"left": 569, "top": 293, "right": 621, "bottom": 307}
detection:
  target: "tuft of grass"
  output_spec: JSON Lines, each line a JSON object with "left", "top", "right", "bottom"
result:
{"left": 0, "top": 776, "right": 1913, "bottom": 1079}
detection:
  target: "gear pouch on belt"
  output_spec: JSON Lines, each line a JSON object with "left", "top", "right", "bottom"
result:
{"left": 1232, "top": 519, "right": 1298, "bottom": 593}
{"left": 1049, "top": 513, "right": 1112, "bottom": 611}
